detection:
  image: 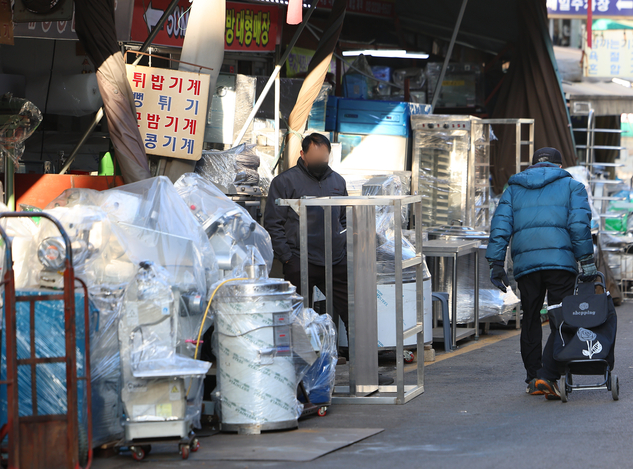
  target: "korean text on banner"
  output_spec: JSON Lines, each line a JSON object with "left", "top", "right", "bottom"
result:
{"left": 583, "top": 29, "right": 633, "bottom": 77}
{"left": 126, "top": 65, "right": 210, "bottom": 161}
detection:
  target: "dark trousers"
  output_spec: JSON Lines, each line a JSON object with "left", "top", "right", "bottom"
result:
{"left": 517, "top": 269, "right": 576, "bottom": 383}
{"left": 283, "top": 255, "right": 349, "bottom": 329}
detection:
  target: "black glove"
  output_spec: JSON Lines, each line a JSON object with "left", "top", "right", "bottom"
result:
{"left": 579, "top": 255, "right": 598, "bottom": 281}
{"left": 489, "top": 260, "right": 510, "bottom": 293}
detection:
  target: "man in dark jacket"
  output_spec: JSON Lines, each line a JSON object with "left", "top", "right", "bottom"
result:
{"left": 486, "top": 147, "right": 597, "bottom": 400}
{"left": 264, "top": 133, "right": 349, "bottom": 328}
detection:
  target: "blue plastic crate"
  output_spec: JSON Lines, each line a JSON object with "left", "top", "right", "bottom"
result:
{"left": 1, "top": 290, "right": 97, "bottom": 425}
{"left": 325, "top": 96, "right": 339, "bottom": 132}
{"left": 336, "top": 99, "right": 431, "bottom": 137}
{"left": 307, "top": 98, "right": 327, "bottom": 131}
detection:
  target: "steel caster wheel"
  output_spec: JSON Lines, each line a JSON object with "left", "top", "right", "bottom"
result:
{"left": 180, "top": 444, "right": 190, "bottom": 460}
{"left": 317, "top": 406, "right": 328, "bottom": 417}
{"left": 560, "top": 376, "right": 568, "bottom": 403}
{"left": 403, "top": 351, "right": 415, "bottom": 364}
{"left": 190, "top": 438, "right": 200, "bottom": 452}
{"left": 131, "top": 446, "right": 145, "bottom": 461}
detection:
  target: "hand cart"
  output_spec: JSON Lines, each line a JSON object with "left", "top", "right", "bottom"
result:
{"left": 0, "top": 212, "right": 93, "bottom": 469}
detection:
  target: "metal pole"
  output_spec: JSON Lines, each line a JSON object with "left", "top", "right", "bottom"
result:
{"left": 4, "top": 154, "right": 14, "bottom": 210}
{"left": 346, "top": 206, "right": 356, "bottom": 395}
{"left": 324, "top": 206, "right": 334, "bottom": 322}
{"left": 451, "top": 253, "right": 458, "bottom": 349}
{"left": 232, "top": 1, "right": 320, "bottom": 147}
{"left": 415, "top": 201, "right": 424, "bottom": 390}
{"left": 474, "top": 248, "right": 479, "bottom": 340}
{"left": 59, "top": 108, "right": 104, "bottom": 175}
{"left": 394, "top": 199, "right": 404, "bottom": 404}
{"left": 59, "top": 0, "right": 181, "bottom": 174}
{"left": 300, "top": 203, "right": 310, "bottom": 308}
{"left": 430, "top": 0, "right": 469, "bottom": 110}
{"left": 515, "top": 122, "right": 521, "bottom": 174}
{"left": 274, "top": 73, "right": 280, "bottom": 172}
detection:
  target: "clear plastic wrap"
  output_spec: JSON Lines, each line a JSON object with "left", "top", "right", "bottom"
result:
{"left": 296, "top": 308, "right": 337, "bottom": 405}
{"left": 46, "top": 176, "right": 217, "bottom": 298}
{"left": 233, "top": 74, "right": 257, "bottom": 145}
{"left": 341, "top": 170, "right": 411, "bottom": 197}
{"left": 392, "top": 68, "right": 425, "bottom": 90}
{"left": 343, "top": 55, "right": 378, "bottom": 100}
{"left": 414, "top": 128, "right": 471, "bottom": 227}
{"left": 0, "top": 93, "right": 42, "bottom": 165}
{"left": 211, "top": 278, "right": 319, "bottom": 429}
{"left": 449, "top": 250, "right": 520, "bottom": 324}
{"left": 119, "top": 263, "right": 210, "bottom": 432}
{"left": 33, "top": 206, "right": 114, "bottom": 290}
{"left": 307, "top": 83, "right": 333, "bottom": 131}
{"left": 457, "top": 285, "right": 520, "bottom": 324}
{"left": 0, "top": 204, "right": 39, "bottom": 289}
{"left": 360, "top": 175, "right": 416, "bottom": 278}
{"left": 565, "top": 165, "right": 601, "bottom": 231}
{"left": 1, "top": 291, "right": 96, "bottom": 432}
{"left": 196, "top": 144, "right": 262, "bottom": 194}
{"left": 43, "top": 177, "right": 220, "bottom": 443}
{"left": 174, "top": 173, "right": 274, "bottom": 276}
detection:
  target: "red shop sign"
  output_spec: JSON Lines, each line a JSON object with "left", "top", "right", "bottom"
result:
{"left": 131, "top": 0, "right": 279, "bottom": 51}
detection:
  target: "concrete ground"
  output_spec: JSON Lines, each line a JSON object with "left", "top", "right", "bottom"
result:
{"left": 94, "top": 303, "right": 633, "bottom": 469}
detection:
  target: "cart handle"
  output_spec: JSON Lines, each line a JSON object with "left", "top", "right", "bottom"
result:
{"left": 0, "top": 211, "right": 74, "bottom": 267}
{"left": 574, "top": 271, "right": 606, "bottom": 294}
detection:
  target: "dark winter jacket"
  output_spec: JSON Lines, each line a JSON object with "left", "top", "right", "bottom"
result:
{"left": 264, "top": 158, "right": 348, "bottom": 266}
{"left": 486, "top": 163, "right": 593, "bottom": 279}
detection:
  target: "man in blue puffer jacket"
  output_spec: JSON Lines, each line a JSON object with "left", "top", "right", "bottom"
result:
{"left": 486, "top": 147, "right": 597, "bottom": 400}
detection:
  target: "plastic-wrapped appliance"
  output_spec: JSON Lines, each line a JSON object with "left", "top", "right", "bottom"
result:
{"left": 118, "top": 262, "right": 210, "bottom": 448}
{"left": 411, "top": 115, "right": 491, "bottom": 231}
{"left": 361, "top": 176, "right": 433, "bottom": 345}
{"left": 212, "top": 273, "right": 318, "bottom": 433}
{"left": 426, "top": 225, "right": 519, "bottom": 324}
{"left": 175, "top": 173, "right": 274, "bottom": 278}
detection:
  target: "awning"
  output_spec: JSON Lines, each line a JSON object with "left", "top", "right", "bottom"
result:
{"left": 563, "top": 81, "right": 633, "bottom": 116}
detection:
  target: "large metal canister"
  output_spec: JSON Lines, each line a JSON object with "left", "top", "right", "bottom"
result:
{"left": 213, "top": 278, "right": 300, "bottom": 433}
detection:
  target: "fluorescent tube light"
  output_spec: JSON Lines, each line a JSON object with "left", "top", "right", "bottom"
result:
{"left": 342, "top": 49, "right": 429, "bottom": 59}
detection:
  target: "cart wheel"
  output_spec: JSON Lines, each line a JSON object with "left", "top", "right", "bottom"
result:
{"left": 190, "top": 438, "right": 200, "bottom": 452}
{"left": 141, "top": 445, "right": 151, "bottom": 456}
{"left": 180, "top": 444, "right": 190, "bottom": 460}
{"left": 612, "top": 373, "right": 620, "bottom": 401}
{"left": 317, "top": 406, "right": 328, "bottom": 417}
{"left": 560, "top": 376, "right": 568, "bottom": 403}
{"left": 131, "top": 446, "right": 145, "bottom": 461}
{"left": 404, "top": 351, "right": 415, "bottom": 364}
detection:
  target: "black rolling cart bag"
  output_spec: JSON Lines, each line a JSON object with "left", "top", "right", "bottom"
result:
{"left": 549, "top": 272, "right": 618, "bottom": 401}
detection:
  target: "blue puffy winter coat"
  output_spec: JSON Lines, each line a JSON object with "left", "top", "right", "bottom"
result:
{"left": 486, "top": 163, "right": 593, "bottom": 279}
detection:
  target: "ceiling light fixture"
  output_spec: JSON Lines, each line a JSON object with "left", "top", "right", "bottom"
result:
{"left": 342, "top": 49, "right": 429, "bottom": 59}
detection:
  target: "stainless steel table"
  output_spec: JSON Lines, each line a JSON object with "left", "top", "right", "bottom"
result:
{"left": 277, "top": 195, "right": 425, "bottom": 405}
{"left": 423, "top": 239, "right": 480, "bottom": 349}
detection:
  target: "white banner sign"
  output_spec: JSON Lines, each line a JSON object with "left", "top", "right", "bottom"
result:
{"left": 584, "top": 29, "right": 633, "bottom": 77}
{"left": 126, "top": 64, "right": 210, "bottom": 160}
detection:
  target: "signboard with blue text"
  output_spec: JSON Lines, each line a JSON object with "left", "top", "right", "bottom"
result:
{"left": 583, "top": 29, "right": 633, "bottom": 76}
{"left": 548, "top": 0, "right": 633, "bottom": 17}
